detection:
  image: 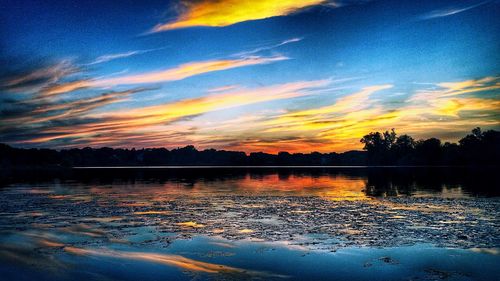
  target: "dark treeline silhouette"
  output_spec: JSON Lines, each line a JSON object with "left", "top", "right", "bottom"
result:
{"left": 361, "top": 127, "right": 499, "bottom": 165}
{"left": 0, "top": 128, "right": 498, "bottom": 168}
{"left": 0, "top": 144, "right": 366, "bottom": 167}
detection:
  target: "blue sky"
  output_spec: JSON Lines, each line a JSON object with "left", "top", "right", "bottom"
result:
{"left": 0, "top": 0, "right": 499, "bottom": 152}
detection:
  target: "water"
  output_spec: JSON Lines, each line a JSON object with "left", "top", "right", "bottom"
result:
{"left": 0, "top": 167, "right": 499, "bottom": 280}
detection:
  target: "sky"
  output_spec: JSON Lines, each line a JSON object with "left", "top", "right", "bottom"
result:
{"left": 0, "top": 0, "right": 499, "bottom": 153}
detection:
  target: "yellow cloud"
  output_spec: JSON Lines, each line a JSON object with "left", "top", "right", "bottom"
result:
{"left": 188, "top": 79, "right": 498, "bottom": 153}
{"left": 264, "top": 84, "right": 393, "bottom": 129}
{"left": 8, "top": 76, "right": 499, "bottom": 153}
{"left": 152, "top": 0, "right": 326, "bottom": 32}
{"left": 430, "top": 98, "right": 500, "bottom": 117}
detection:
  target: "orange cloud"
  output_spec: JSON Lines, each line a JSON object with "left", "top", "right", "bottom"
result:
{"left": 188, "top": 79, "right": 499, "bottom": 153}
{"left": 152, "top": 0, "right": 326, "bottom": 32}
{"left": 40, "top": 80, "right": 90, "bottom": 98}
{"left": 17, "top": 79, "right": 330, "bottom": 145}
{"left": 5, "top": 74, "right": 498, "bottom": 153}
{"left": 41, "top": 56, "right": 287, "bottom": 95}
{"left": 94, "top": 55, "right": 287, "bottom": 86}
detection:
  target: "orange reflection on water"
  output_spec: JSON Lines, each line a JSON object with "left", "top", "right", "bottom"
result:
{"left": 64, "top": 246, "right": 287, "bottom": 277}
{"left": 233, "top": 174, "right": 369, "bottom": 200}
{"left": 177, "top": 221, "right": 205, "bottom": 228}
{"left": 133, "top": 211, "right": 171, "bottom": 215}
{"left": 60, "top": 224, "right": 107, "bottom": 238}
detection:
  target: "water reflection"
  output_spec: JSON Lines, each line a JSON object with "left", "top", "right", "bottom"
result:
{"left": 0, "top": 168, "right": 498, "bottom": 280}
{"left": 1, "top": 167, "right": 498, "bottom": 197}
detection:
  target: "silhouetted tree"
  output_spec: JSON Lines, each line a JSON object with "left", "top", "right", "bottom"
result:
{"left": 415, "top": 138, "right": 442, "bottom": 165}
{"left": 1, "top": 128, "right": 498, "bottom": 168}
{"left": 361, "top": 128, "right": 499, "bottom": 166}
{"left": 393, "top": 134, "right": 415, "bottom": 164}
{"left": 360, "top": 129, "right": 397, "bottom": 164}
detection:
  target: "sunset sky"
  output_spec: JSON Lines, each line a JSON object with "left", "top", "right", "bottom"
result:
{"left": 1, "top": 0, "right": 499, "bottom": 153}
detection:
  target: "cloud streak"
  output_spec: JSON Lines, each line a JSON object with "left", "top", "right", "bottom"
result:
{"left": 39, "top": 55, "right": 288, "bottom": 96}
{"left": 419, "top": 1, "right": 491, "bottom": 20}
{"left": 93, "top": 55, "right": 288, "bottom": 86}
{"left": 233, "top": 37, "right": 303, "bottom": 57}
{"left": 1, "top": 60, "right": 77, "bottom": 94}
{"left": 189, "top": 78, "right": 499, "bottom": 153}
{"left": 6, "top": 79, "right": 330, "bottom": 146}
{"left": 2, "top": 58, "right": 498, "bottom": 153}
{"left": 152, "top": 0, "right": 326, "bottom": 32}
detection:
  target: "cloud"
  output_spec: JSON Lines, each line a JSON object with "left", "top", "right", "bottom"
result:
{"left": 407, "top": 76, "right": 500, "bottom": 117}
{"left": 233, "top": 37, "right": 303, "bottom": 57}
{"left": 1, "top": 88, "right": 148, "bottom": 130}
{"left": 7, "top": 79, "right": 330, "bottom": 146}
{"left": 1, "top": 51, "right": 293, "bottom": 148}
{"left": 262, "top": 84, "right": 393, "bottom": 130}
{"left": 86, "top": 48, "right": 164, "bottom": 65}
{"left": 93, "top": 55, "right": 288, "bottom": 87}
{"left": 188, "top": 78, "right": 499, "bottom": 153}
{"left": 419, "top": 1, "right": 491, "bottom": 20}
{"left": 39, "top": 79, "right": 90, "bottom": 98}
{"left": 0, "top": 60, "right": 77, "bottom": 94}
{"left": 41, "top": 55, "right": 288, "bottom": 95}
{"left": 3, "top": 59, "right": 498, "bottom": 153}
{"left": 207, "top": 84, "right": 240, "bottom": 93}
{"left": 151, "top": 0, "right": 327, "bottom": 32}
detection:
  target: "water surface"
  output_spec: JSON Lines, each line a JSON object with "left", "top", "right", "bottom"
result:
{"left": 0, "top": 168, "right": 498, "bottom": 280}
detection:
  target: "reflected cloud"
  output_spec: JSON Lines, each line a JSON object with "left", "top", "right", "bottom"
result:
{"left": 177, "top": 221, "right": 205, "bottom": 228}
{"left": 134, "top": 211, "right": 172, "bottom": 215}
{"left": 60, "top": 224, "right": 107, "bottom": 238}
{"left": 469, "top": 248, "right": 500, "bottom": 256}
{"left": 64, "top": 246, "right": 288, "bottom": 277}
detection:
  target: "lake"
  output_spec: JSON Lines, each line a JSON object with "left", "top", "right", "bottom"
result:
{"left": 0, "top": 167, "right": 499, "bottom": 280}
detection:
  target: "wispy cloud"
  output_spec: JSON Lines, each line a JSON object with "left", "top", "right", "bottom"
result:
{"left": 93, "top": 55, "right": 288, "bottom": 86}
{"left": 419, "top": 1, "right": 491, "bottom": 20}
{"left": 3, "top": 59, "right": 498, "bottom": 152}
{"left": 1, "top": 88, "right": 148, "bottom": 130}
{"left": 39, "top": 55, "right": 288, "bottom": 96}
{"left": 6, "top": 79, "right": 330, "bottom": 146}
{"left": 151, "top": 0, "right": 327, "bottom": 32}
{"left": 234, "top": 37, "right": 303, "bottom": 57}
{"left": 189, "top": 78, "right": 500, "bottom": 153}
{"left": 86, "top": 48, "right": 164, "bottom": 65}
{"left": 206, "top": 85, "right": 240, "bottom": 93}
{"left": 1, "top": 60, "right": 77, "bottom": 94}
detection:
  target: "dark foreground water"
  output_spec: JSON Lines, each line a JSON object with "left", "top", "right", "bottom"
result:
{"left": 0, "top": 167, "right": 499, "bottom": 281}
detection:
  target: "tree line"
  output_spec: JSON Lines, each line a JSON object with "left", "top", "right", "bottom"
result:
{"left": 0, "top": 128, "right": 498, "bottom": 167}
{"left": 361, "top": 127, "right": 499, "bottom": 165}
